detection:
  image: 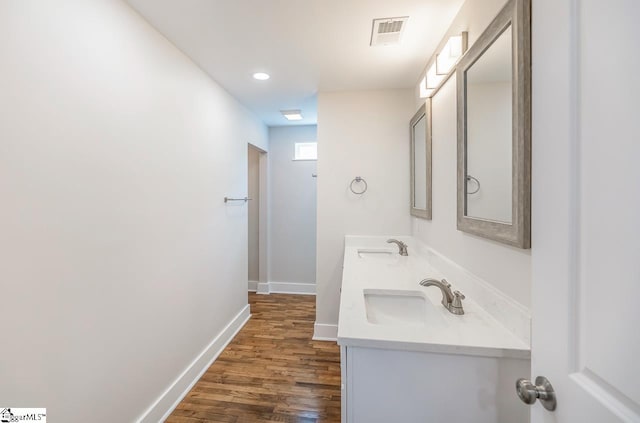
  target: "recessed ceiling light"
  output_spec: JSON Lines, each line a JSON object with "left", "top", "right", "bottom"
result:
{"left": 281, "top": 110, "right": 303, "bottom": 121}
{"left": 253, "top": 72, "right": 270, "bottom": 80}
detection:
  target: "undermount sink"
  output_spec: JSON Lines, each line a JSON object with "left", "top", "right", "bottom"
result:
{"left": 357, "top": 249, "right": 400, "bottom": 262}
{"left": 364, "top": 289, "right": 429, "bottom": 326}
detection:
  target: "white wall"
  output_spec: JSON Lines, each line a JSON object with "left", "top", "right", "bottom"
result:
{"left": 0, "top": 1, "right": 267, "bottom": 421}
{"left": 316, "top": 90, "right": 414, "bottom": 334}
{"left": 268, "top": 126, "right": 317, "bottom": 288}
{"left": 248, "top": 146, "right": 261, "bottom": 282}
{"left": 412, "top": 0, "right": 531, "bottom": 308}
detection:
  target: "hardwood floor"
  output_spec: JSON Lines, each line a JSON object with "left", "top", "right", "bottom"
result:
{"left": 166, "top": 293, "right": 341, "bottom": 423}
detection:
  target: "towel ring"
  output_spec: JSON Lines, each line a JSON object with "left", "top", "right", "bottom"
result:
{"left": 349, "top": 176, "right": 368, "bottom": 195}
{"left": 466, "top": 175, "right": 480, "bottom": 194}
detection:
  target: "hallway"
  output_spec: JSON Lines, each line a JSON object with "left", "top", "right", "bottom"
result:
{"left": 167, "top": 294, "right": 341, "bottom": 422}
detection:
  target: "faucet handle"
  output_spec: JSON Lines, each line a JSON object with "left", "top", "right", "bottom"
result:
{"left": 441, "top": 278, "right": 451, "bottom": 288}
{"left": 448, "top": 290, "right": 465, "bottom": 315}
{"left": 451, "top": 290, "right": 466, "bottom": 311}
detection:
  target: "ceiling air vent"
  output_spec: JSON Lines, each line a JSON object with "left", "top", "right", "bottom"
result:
{"left": 370, "top": 16, "right": 409, "bottom": 46}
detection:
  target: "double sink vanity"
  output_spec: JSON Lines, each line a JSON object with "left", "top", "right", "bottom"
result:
{"left": 337, "top": 236, "right": 530, "bottom": 422}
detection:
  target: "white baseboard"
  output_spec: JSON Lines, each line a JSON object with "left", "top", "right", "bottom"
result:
{"left": 251, "top": 281, "right": 316, "bottom": 296}
{"left": 256, "top": 282, "right": 270, "bottom": 295}
{"left": 137, "top": 305, "right": 251, "bottom": 423}
{"left": 248, "top": 280, "right": 258, "bottom": 292}
{"left": 313, "top": 322, "right": 338, "bottom": 341}
{"left": 269, "top": 281, "right": 315, "bottom": 295}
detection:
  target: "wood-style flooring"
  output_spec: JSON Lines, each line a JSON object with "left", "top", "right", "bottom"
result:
{"left": 166, "top": 293, "right": 341, "bottom": 423}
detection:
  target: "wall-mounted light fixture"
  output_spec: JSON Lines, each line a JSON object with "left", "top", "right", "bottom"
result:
{"left": 436, "top": 34, "right": 466, "bottom": 74}
{"left": 420, "top": 32, "right": 468, "bottom": 98}
{"left": 426, "top": 62, "right": 445, "bottom": 89}
{"left": 419, "top": 76, "right": 433, "bottom": 98}
{"left": 281, "top": 109, "right": 303, "bottom": 121}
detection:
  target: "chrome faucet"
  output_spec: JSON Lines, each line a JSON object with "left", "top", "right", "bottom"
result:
{"left": 386, "top": 239, "right": 408, "bottom": 256}
{"left": 419, "top": 278, "right": 465, "bottom": 315}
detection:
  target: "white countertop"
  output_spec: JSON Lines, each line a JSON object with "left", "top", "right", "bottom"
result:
{"left": 337, "top": 236, "right": 531, "bottom": 359}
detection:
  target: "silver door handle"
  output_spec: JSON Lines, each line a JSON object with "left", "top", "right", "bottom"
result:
{"left": 516, "top": 376, "right": 556, "bottom": 411}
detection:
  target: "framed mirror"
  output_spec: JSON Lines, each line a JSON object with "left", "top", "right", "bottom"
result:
{"left": 456, "top": 0, "right": 530, "bottom": 248}
{"left": 410, "top": 100, "right": 432, "bottom": 219}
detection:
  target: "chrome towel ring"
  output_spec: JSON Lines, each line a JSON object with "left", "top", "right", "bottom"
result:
{"left": 466, "top": 175, "right": 480, "bottom": 194}
{"left": 349, "top": 176, "right": 368, "bottom": 195}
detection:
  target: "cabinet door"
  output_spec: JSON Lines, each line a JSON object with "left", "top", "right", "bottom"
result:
{"left": 340, "top": 346, "right": 347, "bottom": 422}
{"left": 346, "top": 346, "right": 527, "bottom": 422}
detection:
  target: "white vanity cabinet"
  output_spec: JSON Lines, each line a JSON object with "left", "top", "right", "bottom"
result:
{"left": 338, "top": 236, "right": 532, "bottom": 423}
{"left": 340, "top": 344, "right": 529, "bottom": 423}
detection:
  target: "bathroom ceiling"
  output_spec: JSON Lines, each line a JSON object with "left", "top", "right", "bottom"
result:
{"left": 125, "top": 0, "right": 465, "bottom": 126}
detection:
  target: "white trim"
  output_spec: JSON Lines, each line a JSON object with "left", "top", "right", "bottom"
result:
{"left": 258, "top": 150, "right": 269, "bottom": 286}
{"left": 248, "top": 280, "right": 258, "bottom": 292}
{"left": 269, "top": 281, "right": 315, "bottom": 295}
{"left": 136, "top": 305, "right": 251, "bottom": 423}
{"left": 252, "top": 281, "right": 316, "bottom": 296}
{"left": 256, "top": 282, "right": 270, "bottom": 295}
{"left": 313, "top": 323, "right": 338, "bottom": 341}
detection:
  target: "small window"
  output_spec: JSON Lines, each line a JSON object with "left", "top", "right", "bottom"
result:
{"left": 293, "top": 142, "right": 318, "bottom": 161}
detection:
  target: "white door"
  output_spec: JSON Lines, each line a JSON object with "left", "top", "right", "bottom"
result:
{"left": 531, "top": 0, "right": 640, "bottom": 421}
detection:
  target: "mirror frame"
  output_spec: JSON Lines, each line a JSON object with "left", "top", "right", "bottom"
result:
{"left": 456, "top": 0, "right": 531, "bottom": 248}
{"left": 410, "top": 100, "right": 432, "bottom": 219}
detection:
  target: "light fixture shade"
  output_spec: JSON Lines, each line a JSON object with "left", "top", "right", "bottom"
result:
{"left": 281, "top": 109, "right": 303, "bottom": 121}
{"left": 426, "top": 63, "right": 445, "bottom": 89}
{"left": 419, "top": 77, "right": 434, "bottom": 98}
{"left": 436, "top": 34, "right": 465, "bottom": 75}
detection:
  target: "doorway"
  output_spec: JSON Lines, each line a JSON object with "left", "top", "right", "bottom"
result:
{"left": 248, "top": 144, "right": 267, "bottom": 293}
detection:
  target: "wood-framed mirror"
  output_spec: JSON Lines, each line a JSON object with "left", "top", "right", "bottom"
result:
{"left": 410, "top": 100, "right": 432, "bottom": 219}
{"left": 456, "top": 0, "right": 531, "bottom": 248}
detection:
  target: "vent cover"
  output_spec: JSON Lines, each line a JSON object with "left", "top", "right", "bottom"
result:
{"left": 370, "top": 16, "right": 409, "bottom": 46}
